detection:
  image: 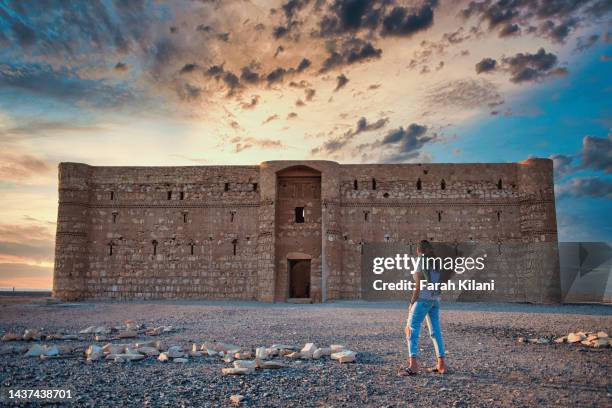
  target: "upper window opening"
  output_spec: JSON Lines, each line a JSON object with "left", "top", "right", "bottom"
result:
{"left": 167, "top": 191, "right": 172, "bottom": 200}
{"left": 252, "top": 183, "right": 258, "bottom": 192}
{"left": 189, "top": 242, "right": 195, "bottom": 255}
{"left": 230, "top": 211, "right": 236, "bottom": 223}
{"left": 416, "top": 178, "right": 422, "bottom": 190}
{"left": 440, "top": 179, "right": 446, "bottom": 190}
{"left": 437, "top": 211, "right": 442, "bottom": 222}
{"left": 372, "top": 178, "right": 377, "bottom": 190}
{"left": 497, "top": 211, "right": 501, "bottom": 222}
{"left": 497, "top": 179, "right": 503, "bottom": 190}
{"left": 152, "top": 240, "right": 158, "bottom": 256}
{"left": 108, "top": 242, "right": 114, "bottom": 256}
{"left": 232, "top": 239, "right": 238, "bottom": 256}
{"left": 180, "top": 191, "right": 184, "bottom": 200}
{"left": 182, "top": 212, "right": 188, "bottom": 223}
{"left": 353, "top": 179, "right": 358, "bottom": 190}
{"left": 364, "top": 211, "right": 370, "bottom": 222}
{"left": 110, "top": 191, "right": 114, "bottom": 200}
{"left": 224, "top": 183, "right": 229, "bottom": 192}
{"left": 112, "top": 212, "right": 118, "bottom": 224}
{"left": 295, "top": 207, "right": 305, "bottom": 223}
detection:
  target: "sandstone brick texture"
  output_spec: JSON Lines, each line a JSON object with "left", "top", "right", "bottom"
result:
{"left": 53, "top": 159, "right": 560, "bottom": 303}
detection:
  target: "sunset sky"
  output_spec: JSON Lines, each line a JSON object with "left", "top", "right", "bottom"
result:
{"left": 0, "top": 0, "right": 610, "bottom": 289}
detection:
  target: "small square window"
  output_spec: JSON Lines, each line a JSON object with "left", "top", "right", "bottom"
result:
{"left": 295, "top": 207, "right": 305, "bottom": 223}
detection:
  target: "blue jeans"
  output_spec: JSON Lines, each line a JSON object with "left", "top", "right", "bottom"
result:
{"left": 406, "top": 299, "right": 445, "bottom": 358}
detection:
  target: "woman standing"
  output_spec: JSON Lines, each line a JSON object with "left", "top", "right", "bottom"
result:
{"left": 399, "top": 240, "right": 447, "bottom": 376}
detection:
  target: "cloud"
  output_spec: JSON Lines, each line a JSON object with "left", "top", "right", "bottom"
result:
{"left": 460, "top": 0, "right": 607, "bottom": 42}
{"left": 320, "top": 38, "right": 382, "bottom": 72}
{"left": 0, "top": 223, "right": 55, "bottom": 264}
{"left": 381, "top": 3, "right": 437, "bottom": 37}
{"left": 358, "top": 123, "right": 437, "bottom": 163}
{"left": 263, "top": 114, "right": 279, "bottom": 124}
{"left": 230, "top": 136, "right": 286, "bottom": 152}
{"left": 0, "top": 63, "right": 135, "bottom": 107}
{"left": 501, "top": 48, "right": 568, "bottom": 83}
{"left": 425, "top": 78, "right": 503, "bottom": 111}
{"left": 557, "top": 177, "right": 612, "bottom": 199}
{"left": 0, "top": 151, "right": 53, "bottom": 182}
{"left": 580, "top": 134, "right": 612, "bottom": 173}
{"left": 311, "top": 115, "right": 389, "bottom": 155}
{"left": 550, "top": 153, "right": 574, "bottom": 179}
{"left": 574, "top": 33, "right": 600, "bottom": 52}
{"left": 0, "top": 263, "right": 52, "bottom": 290}
{"left": 475, "top": 57, "right": 497, "bottom": 73}
{"left": 334, "top": 73, "right": 349, "bottom": 91}
{"left": 240, "top": 95, "right": 260, "bottom": 109}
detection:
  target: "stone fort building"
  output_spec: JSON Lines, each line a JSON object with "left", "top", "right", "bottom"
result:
{"left": 53, "top": 159, "right": 560, "bottom": 303}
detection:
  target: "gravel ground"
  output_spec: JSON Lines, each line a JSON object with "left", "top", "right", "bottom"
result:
{"left": 0, "top": 297, "right": 610, "bottom": 407}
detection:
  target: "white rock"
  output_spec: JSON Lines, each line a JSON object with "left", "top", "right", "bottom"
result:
{"left": 44, "top": 346, "right": 60, "bottom": 357}
{"left": 79, "top": 326, "right": 96, "bottom": 334}
{"left": 255, "top": 347, "right": 268, "bottom": 360}
{"left": 567, "top": 333, "right": 585, "bottom": 343}
{"left": 260, "top": 360, "right": 285, "bottom": 369}
{"left": 301, "top": 343, "right": 317, "bottom": 357}
{"left": 103, "top": 343, "right": 125, "bottom": 355}
{"left": 22, "top": 329, "right": 41, "bottom": 341}
{"left": 230, "top": 394, "right": 245, "bottom": 405}
{"left": 25, "top": 344, "right": 44, "bottom": 357}
{"left": 234, "top": 360, "right": 257, "bottom": 369}
{"left": 118, "top": 330, "right": 137, "bottom": 339}
{"left": 222, "top": 367, "right": 253, "bottom": 376}
{"left": 234, "top": 351, "right": 252, "bottom": 359}
{"left": 331, "top": 350, "right": 356, "bottom": 363}
{"left": 137, "top": 347, "right": 160, "bottom": 356}
{"left": 271, "top": 344, "right": 296, "bottom": 350}
{"left": 285, "top": 351, "right": 301, "bottom": 359}
{"left": 1, "top": 332, "right": 21, "bottom": 341}
{"left": 158, "top": 352, "right": 170, "bottom": 362}
{"left": 313, "top": 347, "right": 331, "bottom": 359}
{"left": 330, "top": 344, "right": 345, "bottom": 353}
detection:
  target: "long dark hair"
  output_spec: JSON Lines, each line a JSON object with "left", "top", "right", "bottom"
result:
{"left": 417, "top": 240, "right": 435, "bottom": 257}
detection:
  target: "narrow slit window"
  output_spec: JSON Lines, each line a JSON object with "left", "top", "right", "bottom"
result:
{"left": 437, "top": 211, "right": 442, "bottom": 222}
{"left": 189, "top": 242, "right": 195, "bottom": 255}
{"left": 416, "top": 178, "right": 422, "bottom": 190}
{"left": 110, "top": 191, "right": 114, "bottom": 200}
{"left": 230, "top": 211, "right": 236, "bottom": 223}
{"left": 108, "top": 242, "right": 113, "bottom": 256}
{"left": 497, "top": 211, "right": 501, "bottom": 222}
{"left": 364, "top": 211, "right": 369, "bottom": 222}
{"left": 167, "top": 191, "right": 172, "bottom": 200}
{"left": 372, "top": 178, "right": 377, "bottom": 190}
{"left": 497, "top": 179, "right": 503, "bottom": 190}
{"left": 180, "top": 191, "right": 184, "bottom": 200}
{"left": 183, "top": 212, "right": 188, "bottom": 223}
{"left": 152, "top": 240, "right": 158, "bottom": 256}
{"left": 353, "top": 179, "right": 358, "bottom": 190}
{"left": 295, "top": 207, "right": 305, "bottom": 223}
{"left": 224, "top": 183, "right": 229, "bottom": 192}
{"left": 440, "top": 179, "right": 446, "bottom": 190}
{"left": 232, "top": 239, "right": 238, "bottom": 256}
{"left": 112, "top": 212, "right": 118, "bottom": 223}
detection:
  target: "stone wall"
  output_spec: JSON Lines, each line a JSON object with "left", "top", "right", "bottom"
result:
{"left": 53, "top": 159, "right": 560, "bottom": 303}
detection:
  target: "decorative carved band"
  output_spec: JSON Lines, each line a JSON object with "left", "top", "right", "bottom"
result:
{"left": 56, "top": 231, "right": 88, "bottom": 237}
{"left": 59, "top": 201, "right": 261, "bottom": 209}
